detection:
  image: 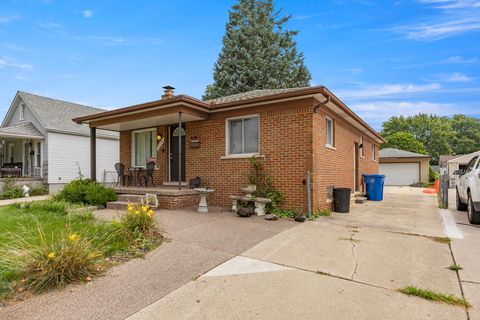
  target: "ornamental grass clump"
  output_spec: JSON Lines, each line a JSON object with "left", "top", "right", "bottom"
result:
{"left": 121, "top": 203, "right": 162, "bottom": 242}
{"left": 0, "top": 225, "right": 103, "bottom": 293}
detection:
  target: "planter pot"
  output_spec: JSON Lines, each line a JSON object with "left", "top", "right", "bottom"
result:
{"left": 190, "top": 140, "right": 200, "bottom": 148}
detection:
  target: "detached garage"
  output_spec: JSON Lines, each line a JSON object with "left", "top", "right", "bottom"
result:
{"left": 379, "top": 148, "right": 431, "bottom": 186}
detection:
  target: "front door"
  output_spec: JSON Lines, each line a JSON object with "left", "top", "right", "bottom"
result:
{"left": 354, "top": 143, "right": 359, "bottom": 192}
{"left": 169, "top": 125, "right": 186, "bottom": 182}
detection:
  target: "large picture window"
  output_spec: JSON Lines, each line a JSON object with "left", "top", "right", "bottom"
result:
{"left": 227, "top": 116, "right": 259, "bottom": 155}
{"left": 132, "top": 129, "right": 156, "bottom": 167}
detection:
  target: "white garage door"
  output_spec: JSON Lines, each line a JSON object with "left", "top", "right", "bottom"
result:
{"left": 380, "top": 163, "right": 420, "bottom": 186}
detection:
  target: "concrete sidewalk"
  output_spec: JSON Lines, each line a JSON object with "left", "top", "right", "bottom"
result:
{"left": 127, "top": 187, "right": 468, "bottom": 320}
{"left": 0, "top": 207, "right": 295, "bottom": 320}
{"left": 0, "top": 195, "right": 49, "bottom": 206}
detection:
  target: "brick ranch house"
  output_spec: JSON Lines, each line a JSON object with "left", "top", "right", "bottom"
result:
{"left": 73, "top": 86, "right": 384, "bottom": 212}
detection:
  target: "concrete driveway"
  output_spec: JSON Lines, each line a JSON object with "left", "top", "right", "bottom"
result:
{"left": 127, "top": 187, "right": 469, "bottom": 320}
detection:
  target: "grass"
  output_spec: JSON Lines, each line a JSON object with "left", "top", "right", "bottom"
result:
{"left": 448, "top": 264, "right": 463, "bottom": 271}
{"left": 0, "top": 200, "right": 158, "bottom": 301}
{"left": 399, "top": 286, "right": 471, "bottom": 308}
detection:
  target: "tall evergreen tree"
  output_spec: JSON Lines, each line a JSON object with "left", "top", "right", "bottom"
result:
{"left": 203, "top": 0, "right": 311, "bottom": 100}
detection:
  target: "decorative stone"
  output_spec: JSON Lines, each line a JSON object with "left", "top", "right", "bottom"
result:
{"left": 265, "top": 214, "right": 278, "bottom": 221}
{"left": 294, "top": 215, "right": 306, "bottom": 222}
{"left": 253, "top": 197, "right": 272, "bottom": 216}
{"left": 237, "top": 207, "right": 253, "bottom": 217}
{"left": 194, "top": 188, "right": 215, "bottom": 213}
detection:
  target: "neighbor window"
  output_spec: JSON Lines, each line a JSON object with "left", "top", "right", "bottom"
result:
{"left": 326, "top": 117, "right": 334, "bottom": 147}
{"left": 372, "top": 144, "right": 376, "bottom": 161}
{"left": 36, "top": 142, "right": 41, "bottom": 167}
{"left": 132, "top": 129, "right": 156, "bottom": 167}
{"left": 20, "top": 104, "right": 25, "bottom": 121}
{"left": 227, "top": 115, "right": 259, "bottom": 155}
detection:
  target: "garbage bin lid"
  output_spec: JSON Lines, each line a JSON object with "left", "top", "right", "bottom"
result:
{"left": 333, "top": 187, "right": 352, "bottom": 191}
{"left": 362, "top": 174, "right": 385, "bottom": 178}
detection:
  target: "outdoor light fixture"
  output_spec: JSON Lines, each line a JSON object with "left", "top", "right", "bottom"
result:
{"left": 172, "top": 127, "right": 185, "bottom": 137}
{"left": 156, "top": 134, "right": 163, "bottom": 142}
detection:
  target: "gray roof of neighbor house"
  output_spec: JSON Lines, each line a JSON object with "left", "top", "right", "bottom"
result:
{"left": 439, "top": 154, "right": 463, "bottom": 166}
{"left": 208, "top": 87, "right": 311, "bottom": 104}
{"left": 446, "top": 150, "right": 480, "bottom": 165}
{"left": 0, "top": 122, "right": 45, "bottom": 139}
{"left": 379, "top": 148, "right": 430, "bottom": 158}
{"left": 17, "top": 91, "right": 118, "bottom": 139}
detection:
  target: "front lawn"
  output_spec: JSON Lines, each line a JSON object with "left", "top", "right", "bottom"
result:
{"left": 0, "top": 200, "right": 161, "bottom": 301}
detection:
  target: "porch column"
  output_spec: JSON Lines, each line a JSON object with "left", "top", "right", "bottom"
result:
{"left": 178, "top": 112, "right": 182, "bottom": 190}
{"left": 90, "top": 127, "right": 96, "bottom": 181}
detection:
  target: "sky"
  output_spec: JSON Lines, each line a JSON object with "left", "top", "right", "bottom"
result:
{"left": 0, "top": 0, "right": 479, "bottom": 130}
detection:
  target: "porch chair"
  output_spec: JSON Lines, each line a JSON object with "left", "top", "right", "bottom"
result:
{"left": 143, "top": 161, "right": 156, "bottom": 187}
{"left": 141, "top": 193, "right": 159, "bottom": 210}
{"left": 114, "top": 163, "right": 131, "bottom": 187}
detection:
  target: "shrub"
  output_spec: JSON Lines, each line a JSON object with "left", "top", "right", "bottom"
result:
{"left": 0, "top": 178, "right": 23, "bottom": 200}
{"left": 56, "top": 179, "right": 117, "bottom": 206}
{"left": 272, "top": 208, "right": 298, "bottom": 219}
{"left": 85, "top": 184, "right": 117, "bottom": 207}
{"left": 121, "top": 203, "right": 161, "bottom": 242}
{"left": 429, "top": 167, "right": 439, "bottom": 183}
{"left": 311, "top": 208, "right": 331, "bottom": 219}
{"left": 29, "top": 185, "right": 49, "bottom": 196}
{"left": 0, "top": 227, "right": 102, "bottom": 293}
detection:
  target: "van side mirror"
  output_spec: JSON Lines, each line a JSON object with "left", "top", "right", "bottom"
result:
{"left": 453, "top": 169, "right": 464, "bottom": 176}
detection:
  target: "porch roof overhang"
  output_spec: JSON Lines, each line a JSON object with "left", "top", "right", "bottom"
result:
{"left": 0, "top": 122, "right": 45, "bottom": 140}
{"left": 73, "top": 96, "right": 210, "bottom": 132}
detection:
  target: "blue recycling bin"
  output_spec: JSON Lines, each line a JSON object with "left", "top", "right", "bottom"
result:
{"left": 362, "top": 174, "right": 385, "bottom": 201}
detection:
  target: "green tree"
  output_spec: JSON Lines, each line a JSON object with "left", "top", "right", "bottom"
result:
{"left": 380, "top": 132, "right": 427, "bottom": 154}
{"left": 451, "top": 115, "right": 480, "bottom": 155}
{"left": 381, "top": 114, "right": 454, "bottom": 164}
{"left": 203, "top": 0, "right": 311, "bottom": 100}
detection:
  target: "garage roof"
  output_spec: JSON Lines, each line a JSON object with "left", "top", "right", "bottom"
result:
{"left": 379, "top": 148, "right": 430, "bottom": 158}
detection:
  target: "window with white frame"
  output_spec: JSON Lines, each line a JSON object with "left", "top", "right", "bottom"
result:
{"left": 372, "top": 144, "right": 376, "bottom": 161}
{"left": 132, "top": 129, "right": 156, "bottom": 167}
{"left": 359, "top": 137, "right": 364, "bottom": 157}
{"left": 326, "top": 117, "right": 334, "bottom": 147}
{"left": 227, "top": 115, "right": 259, "bottom": 155}
{"left": 36, "top": 142, "right": 41, "bottom": 167}
{"left": 20, "top": 104, "right": 26, "bottom": 121}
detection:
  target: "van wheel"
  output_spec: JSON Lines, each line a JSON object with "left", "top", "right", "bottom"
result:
{"left": 456, "top": 189, "right": 467, "bottom": 211}
{"left": 467, "top": 193, "right": 480, "bottom": 225}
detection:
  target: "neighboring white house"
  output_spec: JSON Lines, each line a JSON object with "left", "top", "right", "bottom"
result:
{"left": 0, "top": 91, "right": 119, "bottom": 192}
{"left": 442, "top": 151, "right": 480, "bottom": 188}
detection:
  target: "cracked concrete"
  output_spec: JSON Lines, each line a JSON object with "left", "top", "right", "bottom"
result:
{"left": 348, "top": 233, "right": 359, "bottom": 280}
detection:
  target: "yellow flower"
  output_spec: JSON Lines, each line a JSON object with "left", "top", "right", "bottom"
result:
{"left": 127, "top": 206, "right": 133, "bottom": 212}
{"left": 135, "top": 210, "right": 140, "bottom": 215}
{"left": 147, "top": 210, "right": 154, "bottom": 217}
{"left": 47, "top": 252, "right": 55, "bottom": 259}
{"left": 68, "top": 233, "right": 79, "bottom": 241}
{"left": 142, "top": 206, "right": 148, "bottom": 213}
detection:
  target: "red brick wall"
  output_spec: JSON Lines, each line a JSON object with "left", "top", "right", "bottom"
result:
{"left": 118, "top": 99, "right": 379, "bottom": 213}
{"left": 312, "top": 108, "right": 379, "bottom": 210}
{"left": 186, "top": 99, "right": 313, "bottom": 211}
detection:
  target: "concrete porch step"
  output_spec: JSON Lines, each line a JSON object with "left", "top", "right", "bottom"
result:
{"left": 106, "top": 201, "right": 131, "bottom": 210}
{"left": 117, "top": 194, "right": 146, "bottom": 203}
{"left": 355, "top": 197, "right": 368, "bottom": 204}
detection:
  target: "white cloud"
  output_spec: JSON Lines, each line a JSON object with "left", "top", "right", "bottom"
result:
{"left": 443, "top": 72, "right": 472, "bottom": 82}
{"left": 418, "top": 0, "right": 480, "bottom": 9}
{"left": 83, "top": 10, "right": 94, "bottom": 18}
{"left": 347, "top": 67, "right": 363, "bottom": 75}
{"left": 392, "top": 17, "right": 480, "bottom": 41}
{"left": 338, "top": 83, "right": 442, "bottom": 99}
{"left": 0, "top": 15, "right": 20, "bottom": 24}
{"left": 0, "top": 57, "right": 33, "bottom": 70}
{"left": 397, "top": 55, "right": 478, "bottom": 69}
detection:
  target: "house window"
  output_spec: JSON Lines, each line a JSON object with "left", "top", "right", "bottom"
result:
{"left": 359, "top": 137, "right": 364, "bottom": 158}
{"left": 132, "top": 129, "right": 156, "bottom": 167}
{"left": 326, "top": 117, "right": 334, "bottom": 147}
{"left": 227, "top": 115, "right": 259, "bottom": 155}
{"left": 20, "top": 104, "right": 26, "bottom": 121}
{"left": 372, "top": 144, "right": 376, "bottom": 161}
{"left": 36, "top": 142, "right": 41, "bottom": 167}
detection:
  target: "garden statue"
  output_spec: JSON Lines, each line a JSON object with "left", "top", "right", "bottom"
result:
{"left": 22, "top": 185, "right": 30, "bottom": 197}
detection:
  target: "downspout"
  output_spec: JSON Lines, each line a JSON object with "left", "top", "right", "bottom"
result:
{"left": 308, "top": 95, "right": 330, "bottom": 216}
{"left": 178, "top": 112, "right": 182, "bottom": 190}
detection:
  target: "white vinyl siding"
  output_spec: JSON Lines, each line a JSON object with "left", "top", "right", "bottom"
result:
{"left": 131, "top": 129, "right": 156, "bottom": 167}
{"left": 47, "top": 132, "right": 119, "bottom": 184}
{"left": 226, "top": 115, "right": 259, "bottom": 156}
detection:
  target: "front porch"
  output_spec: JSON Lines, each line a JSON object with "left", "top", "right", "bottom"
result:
{"left": 108, "top": 186, "right": 200, "bottom": 210}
